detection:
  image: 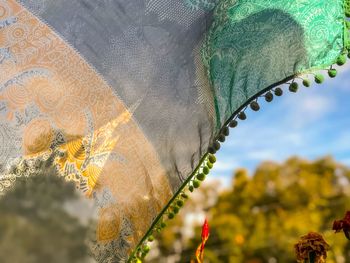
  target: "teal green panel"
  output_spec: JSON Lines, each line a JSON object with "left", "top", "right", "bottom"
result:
{"left": 202, "top": 0, "right": 345, "bottom": 128}
{"left": 184, "top": 0, "right": 218, "bottom": 10}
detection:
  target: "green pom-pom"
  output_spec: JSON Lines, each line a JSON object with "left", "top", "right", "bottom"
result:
{"left": 217, "top": 134, "right": 225, "bottom": 142}
{"left": 315, "top": 74, "right": 324, "bottom": 84}
{"left": 336, "top": 54, "right": 346, "bottom": 66}
{"left": 346, "top": 20, "right": 350, "bottom": 29}
{"left": 221, "top": 126, "right": 229, "bottom": 136}
{"left": 346, "top": 10, "right": 350, "bottom": 18}
{"left": 250, "top": 101, "right": 260, "bottom": 111}
{"left": 229, "top": 120, "right": 238, "bottom": 128}
{"left": 168, "top": 212, "right": 175, "bottom": 219}
{"left": 148, "top": 235, "right": 155, "bottom": 242}
{"left": 265, "top": 91, "right": 274, "bottom": 102}
{"left": 193, "top": 179, "right": 200, "bottom": 188}
{"left": 213, "top": 141, "right": 221, "bottom": 151}
{"left": 289, "top": 82, "right": 298, "bottom": 93}
{"left": 238, "top": 112, "right": 247, "bottom": 120}
{"left": 207, "top": 161, "right": 213, "bottom": 169}
{"left": 208, "top": 146, "right": 216, "bottom": 154}
{"left": 161, "top": 222, "right": 167, "bottom": 228}
{"left": 197, "top": 173, "right": 205, "bottom": 181}
{"left": 328, "top": 69, "right": 337, "bottom": 78}
{"left": 203, "top": 166, "right": 210, "bottom": 175}
{"left": 181, "top": 193, "right": 188, "bottom": 199}
{"left": 143, "top": 246, "right": 150, "bottom": 253}
{"left": 302, "top": 79, "right": 311, "bottom": 87}
{"left": 173, "top": 206, "right": 180, "bottom": 214}
{"left": 274, "top": 88, "right": 283, "bottom": 97}
{"left": 189, "top": 185, "right": 194, "bottom": 192}
{"left": 208, "top": 154, "right": 216, "bottom": 163}
{"left": 176, "top": 200, "right": 184, "bottom": 207}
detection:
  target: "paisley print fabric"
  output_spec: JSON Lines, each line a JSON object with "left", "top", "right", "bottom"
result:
{"left": 184, "top": 0, "right": 219, "bottom": 11}
{"left": 0, "top": 0, "right": 347, "bottom": 262}
{"left": 202, "top": 0, "right": 345, "bottom": 126}
{"left": 0, "top": 1, "right": 172, "bottom": 261}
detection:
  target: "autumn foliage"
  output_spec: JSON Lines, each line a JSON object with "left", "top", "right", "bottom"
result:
{"left": 148, "top": 157, "right": 350, "bottom": 262}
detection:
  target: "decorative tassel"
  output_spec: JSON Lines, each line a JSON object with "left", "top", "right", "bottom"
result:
{"left": 302, "top": 79, "right": 311, "bottom": 87}
{"left": 336, "top": 54, "right": 346, "bottom": 66}
{"left": 314, "top": 74, "right": 324, "bottom": 84}
{"left": 328, "top": 68, "right": 337, "bottom": 78}
{"left": 265, "top": 91, "right": 274, "bottom": 101}
{"left": 238, "top": 112, "right": 247, "bottom": 120}
{"left": 289, "top": 82, "right": 298, "bottom": 92}
{"left": 177, "top": 200, "right": 184, "bottom": 207}
{"left": 168, "top": 212, "right": 175, "bottom": 219}
{"left": 217, "top": 134, "right": 225, "bottom": 142}
{"left": 197, "top": 172, "right": 206, "bottom": 181}
{"left": 208, "top": 146, "right": 215, "bottom": 154}
{"left": 208, "top": 154, "right": 216, "bottom": 164}
{"left": 213, "top": 141, "right": 221, "bottom": 151}
{"left": 250, "top": 101, "right": 260, "bottom": 111}
{"left": 346, "top": 0, "right": 350, "bottom": 17}
{"left": 229, "top": 119, "right": 238, "bottom": 128}
{"left": 173, "top": 206, "right": 179, "bottom": 214}
{"left": 274, "top": 88, "right": 283, "bottom": 97}
{"left": 193, "top": 179, "right": 200, "bottom": 188}
{"left": 221, "top": 126, "right": 229, "bottom": 136}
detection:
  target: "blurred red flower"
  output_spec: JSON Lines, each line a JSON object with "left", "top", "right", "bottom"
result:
{"left": 332, "top": 211, "right": 350, "bottom": 240}
{"left": 195, "top": 218, "right": 210, "bottom": 263}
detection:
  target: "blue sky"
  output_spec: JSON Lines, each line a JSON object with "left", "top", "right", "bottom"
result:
{"left": 210, "top": 64, "right": 350, "bottom": 187}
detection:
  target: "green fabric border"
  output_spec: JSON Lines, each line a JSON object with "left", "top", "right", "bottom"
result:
{"left": 128, "top": 153, "right": 209, "bottom": 262}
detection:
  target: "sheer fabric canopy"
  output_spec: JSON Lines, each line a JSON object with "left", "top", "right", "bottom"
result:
{"left": 0, "top": 0, "right": 348, "bottom": 262}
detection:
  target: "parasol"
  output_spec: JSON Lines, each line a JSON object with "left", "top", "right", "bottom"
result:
{"left": 0, "top": 0, "right": 349, "bottom": 262}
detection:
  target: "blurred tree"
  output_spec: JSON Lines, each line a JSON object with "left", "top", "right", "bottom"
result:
{"left": 149, "top": 156, "right": 350, "bottom": 263}
{"left": 0, "top": 158, "right": 91, "bottom": 263}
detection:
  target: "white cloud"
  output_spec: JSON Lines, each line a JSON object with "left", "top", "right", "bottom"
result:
{"left": 213, "top": 159, "right": 239, "bottom": 172}
{"left": 283, "top": 92, "right": 335, "bottom": 128}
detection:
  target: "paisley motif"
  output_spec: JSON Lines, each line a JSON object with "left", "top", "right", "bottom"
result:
{"left": 184, "top": 0, "right": 218, "bottom": 11}
{"left": 202, "top": 0, "right": 344, "bottom": 126}
{"left": 0, "top": 1, "right": 173, "bottom": 260}
{"left": 97, "top": 206, "right": 122, "bottom": 243}
{"left": 23, "top": 118, "right": 54, "bottom": 155}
